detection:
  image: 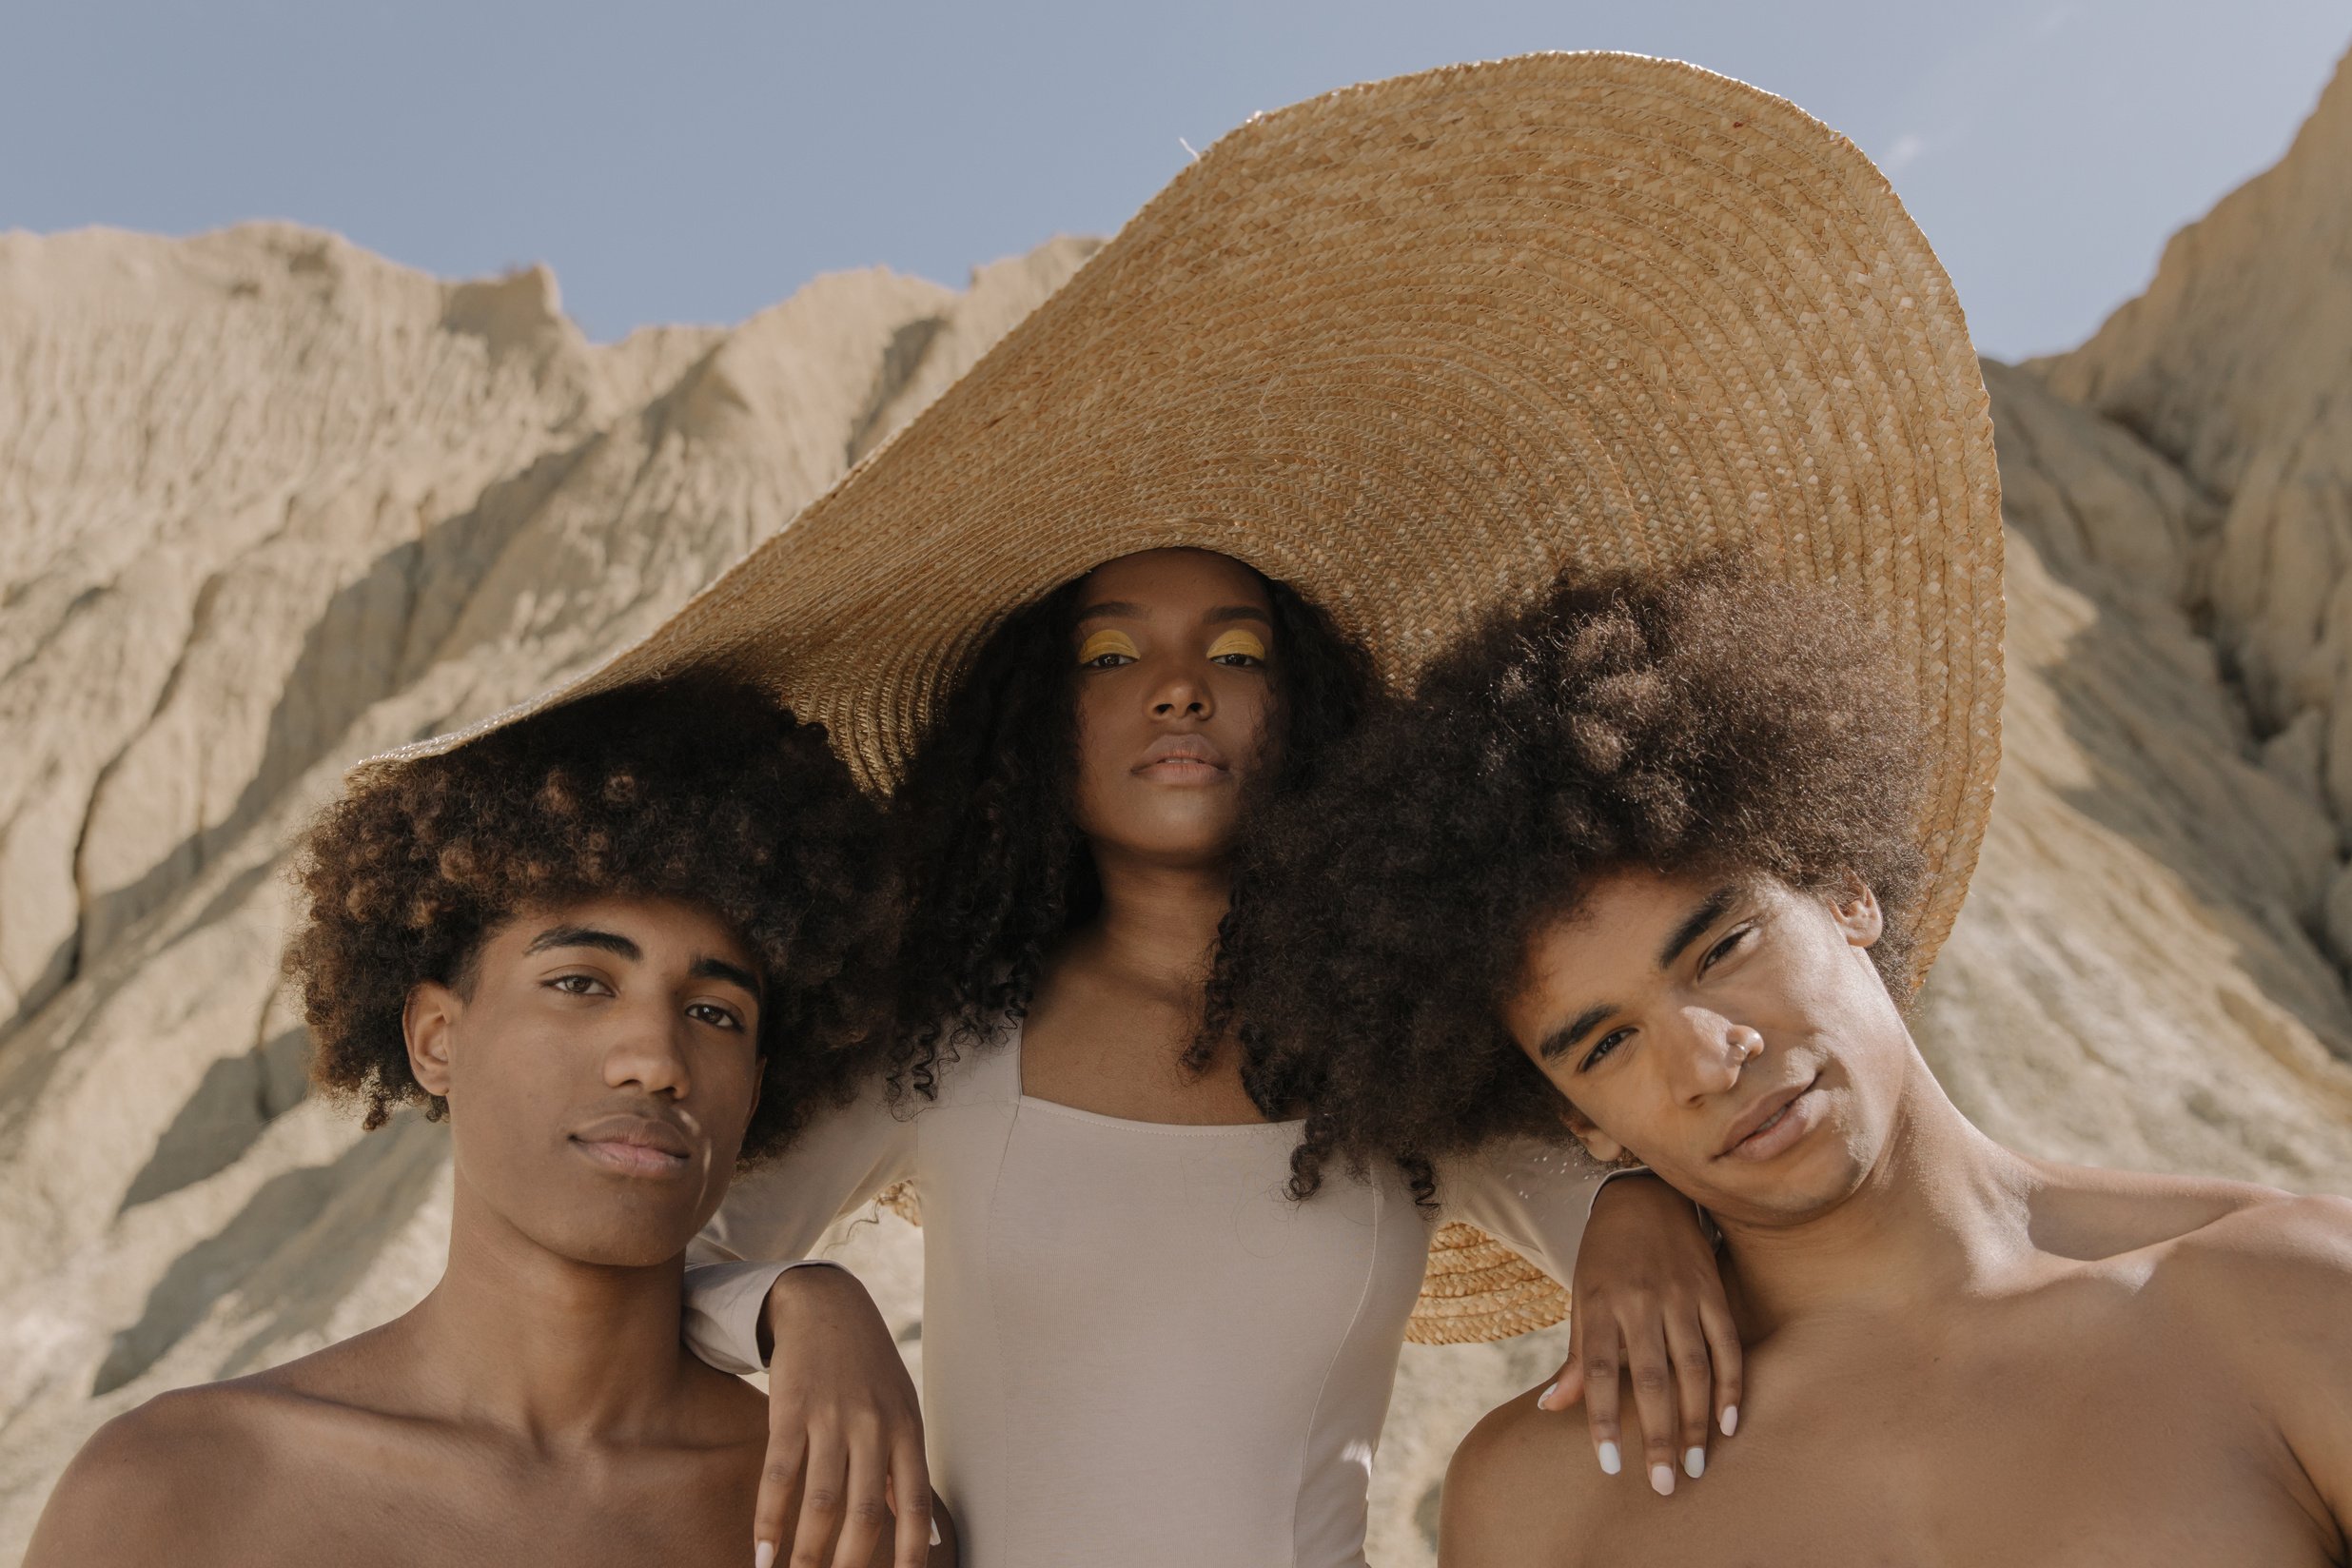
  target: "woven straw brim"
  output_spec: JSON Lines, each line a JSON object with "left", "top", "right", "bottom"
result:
{"left": 364, "top": 52, "right": 2004, "bottom": 1345}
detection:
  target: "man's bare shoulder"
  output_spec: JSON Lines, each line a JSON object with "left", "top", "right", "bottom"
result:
{"left": 25, "top": 1380, "right": 291, "bottom": 1567}
{"left": 1441, "top": 1385, "right": 1607, "bottom": 1568}
{"left": 25, "top": 1330, "right": 416, "bottom": 1568}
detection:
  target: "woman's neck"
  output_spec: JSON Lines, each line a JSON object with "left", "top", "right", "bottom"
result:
{"left": 1076, "top": 843, "right": 1233, "bottom": 1004}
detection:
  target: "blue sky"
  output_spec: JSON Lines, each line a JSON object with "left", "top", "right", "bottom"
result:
{"left": 5, "top": 1, "right": 2346, "bottom": 360}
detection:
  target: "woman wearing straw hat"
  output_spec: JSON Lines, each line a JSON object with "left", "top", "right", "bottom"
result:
{"left": 405, "top": 50, "right": 2009, "bottom": 1568}
{"left": 696, "top": 540, "right": 1733, "bottom": 1568}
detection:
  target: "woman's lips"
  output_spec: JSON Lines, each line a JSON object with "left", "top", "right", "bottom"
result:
{"left": 1133, "top": 736, "right": 1231, "bottom": 782}
{"left": 1135, "top": 756, "right": 1229, "bottom": 781}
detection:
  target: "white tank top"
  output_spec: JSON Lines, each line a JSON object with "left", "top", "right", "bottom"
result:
{"left": 687, "top": 1022, "right": 1599, "bottom": 1568}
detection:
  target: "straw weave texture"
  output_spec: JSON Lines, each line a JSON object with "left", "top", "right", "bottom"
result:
{"left": 368, "top": 52, "right": 2005, "bottom": 1343}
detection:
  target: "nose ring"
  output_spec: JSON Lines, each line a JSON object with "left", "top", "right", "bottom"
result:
{"left": 1731, "top": 1029, "right": 1763, "bottom": 1063}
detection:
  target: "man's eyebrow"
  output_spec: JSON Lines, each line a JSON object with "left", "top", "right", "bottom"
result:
{"left": 524, "top": 926, "right": 641, "bottom": 961}
{"left": 1539, "top": 1003, "right": 1617, "bottom": 1062}
{"left": 1657, "top": 886, "right": 1741, "bottom": 970}
{"left": 692, "top": 956, "right": 764, "bottom": 998}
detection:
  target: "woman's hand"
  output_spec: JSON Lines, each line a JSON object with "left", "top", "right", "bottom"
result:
{"left": 754, "top": 1265, "right": 933, "bottom": 1568}
{"left": 1538, "top": 1171, "right": 1740, "bottom": 1497}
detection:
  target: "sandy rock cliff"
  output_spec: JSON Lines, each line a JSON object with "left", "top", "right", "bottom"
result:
{"left": 4, "top": 49, "right": 2350, "bottom": 1565}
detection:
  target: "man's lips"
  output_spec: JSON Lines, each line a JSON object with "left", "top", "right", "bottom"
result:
{"left": 569, "top": 1113, "right": 695, "bottom": 1177}
{"left": 1717, "top": 1073, "right": 1823, "bottom": 1160}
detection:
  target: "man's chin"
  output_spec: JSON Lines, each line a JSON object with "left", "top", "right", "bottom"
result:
{"left": 1681, "top": 1134, "right": 1872, "bottom": 1227}
{"left": 525, "top": 1214, "right": 702, "bottom": 1271}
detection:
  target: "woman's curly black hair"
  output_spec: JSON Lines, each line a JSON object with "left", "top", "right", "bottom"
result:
{"left": 1221, "top": 561, "right": 1931, "bottom": 1205}
{"left": 283, "top": 677, "right": 893, "bottom": 1165}
{"left": 885, "top": 559, "right": 1373, "bottom": 1113}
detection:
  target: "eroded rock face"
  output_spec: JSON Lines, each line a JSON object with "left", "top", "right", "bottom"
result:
{"left": 6, "top": 50, "right": 2352, "bottom": 1554}
{"left": 2038, "top": 43, "right": 2352, "bottom": 878}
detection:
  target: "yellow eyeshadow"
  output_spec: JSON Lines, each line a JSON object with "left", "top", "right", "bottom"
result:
{"left": 1078, "top": 629, "right": 1141, "bottom": 664}
{"left": 1205, "top": 629, "right": 1268, "bottom": 662}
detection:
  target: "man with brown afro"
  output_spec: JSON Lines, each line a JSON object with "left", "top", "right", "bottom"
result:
{"left": 26, "top": 679, "right": 952, "bottom": 1568}
{"left": 1227, "top": 564, "right": 2350, "bottom": 1564}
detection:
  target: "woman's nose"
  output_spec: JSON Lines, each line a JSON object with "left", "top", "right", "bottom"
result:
{"left": 1149, "top": 669, "right": 1213, "bottom": 719}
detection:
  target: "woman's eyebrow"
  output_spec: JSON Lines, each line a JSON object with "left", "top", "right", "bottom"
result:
{"left": 1074, "top": 600, "right": 1146, "bottom": 622}
{"left": 1204, "top": 605, "right": 1272, "bottom": 626}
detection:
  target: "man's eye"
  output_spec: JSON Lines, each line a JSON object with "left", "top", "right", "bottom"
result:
{"left": 1579, "top": 1028, "right": 1634, "bottom": 1071}
{"left": 687, "top": 1003, "right": 743, "bottom": 1031}
{"left": 1700, "top": 926, "right": 1754, "bottom": 972}
{"left": 549, "top": 974, "right": 603, "bottom": 996}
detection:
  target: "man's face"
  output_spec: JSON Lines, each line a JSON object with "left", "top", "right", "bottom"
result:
{"left": 1500, "top": 869, "right": 1913, "bottom": 1228}
{"left": 1068, "top": 548, "right": 1278, "bottom": 870}
{"left": 404, "top": 893, "right": 766, "bottom": 1268}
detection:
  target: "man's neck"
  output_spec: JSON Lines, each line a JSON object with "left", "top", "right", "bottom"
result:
{"left": 1718, "top": 1062, "right": 2045, "bottom": 1331}
{"left": 396, "top": 1183, "right": 702, "bottom": 1446}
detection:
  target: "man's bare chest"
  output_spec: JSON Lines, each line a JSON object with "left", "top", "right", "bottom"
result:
{"left": 1567, "top": 1311, "right": 2324, "bottom": 1567}
{"left": 192, "top": 1432, "right": 762, "bottom": 1568}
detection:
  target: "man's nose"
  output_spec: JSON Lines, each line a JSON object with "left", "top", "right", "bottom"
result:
{"left": 1664, "top": 1007, "right": 1756, "bottom": 1101}
{"left": 603, "top": 1005, "right": 692, "bottom": 1098}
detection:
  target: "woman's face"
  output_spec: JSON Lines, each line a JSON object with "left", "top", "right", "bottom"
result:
{"left": 1068, "top": 548, "right": 1277, "bottom": 870}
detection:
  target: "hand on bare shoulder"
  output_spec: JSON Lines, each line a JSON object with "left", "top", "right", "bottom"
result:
{"left": 24, "top": 1383, "right": 260, "bottom": 1568}
{"left": 2154, "top": 1193, "right": 2352, "bottom": 1534}
{"left": 1440, "top": 1385, "right": 1601, "bottom": 1568}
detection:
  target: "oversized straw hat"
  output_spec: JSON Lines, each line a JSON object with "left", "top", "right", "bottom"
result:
{"left": 372, "top": 52, "right": 2004, "bottom": 1344}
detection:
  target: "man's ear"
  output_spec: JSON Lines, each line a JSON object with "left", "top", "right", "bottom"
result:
{"left": 1831, "top": 872, "right": 1884, "bottom": 950}
{"left": 1558, "top": 1097, "right": 1626, "bottom": 1165}
{"left": 404, "top": 981, "right": 461, "bottom": 1101}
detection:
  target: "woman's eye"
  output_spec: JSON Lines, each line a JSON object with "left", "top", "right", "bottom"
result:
{"left": 1205, "top": 631, "right": 1268, "bottom": 667}
{"left": 686, "top": 1003, "right": 743, "bottom": 1031}
{"left": 1077, "top": 631, "right": 1142, "bottom": 668}
{"left": 1700, "top": 926, "right": 1754, "bottom": 973}
{"left": 1579, "top": 1028, "right": 1634, "bottom": 1071}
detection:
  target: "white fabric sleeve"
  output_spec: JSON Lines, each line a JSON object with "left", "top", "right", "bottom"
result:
{"left": 1435, "top": 1139, "right": 1614, "bottom": 1286}
{"left": 681, "top": 1077, "right": 920, "bottom": 1373}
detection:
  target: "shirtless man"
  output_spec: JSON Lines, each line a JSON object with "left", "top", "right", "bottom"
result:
{"left": 1233, "top": 565, "right": 2351, "bottom": 1565}
{"left": 27, "top": 680, "right": 952, "bottom": 1568}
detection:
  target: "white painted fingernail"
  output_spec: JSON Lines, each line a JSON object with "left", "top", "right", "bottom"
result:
{"left": 1683, "top": 1446, "right": 1705, "bottom": 1479}
{"left": 1538, "top": 1381, "right": 1560, "bottom": 1409}
{"left": 1720, "top": 1404, "right": 1739, "bottom": 1438}
{"left": 1597, "top": 1440, "right": 1621, "bottom": 1476}
{"left": 931, "top": 1518, "right": 942, "bottom": 1547}
{"left": 754, "top": 1542, "right": 776, "bottom": 1568}
{"left": 1650, "top": 1462, "right": 1676, "bottom": 1497}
